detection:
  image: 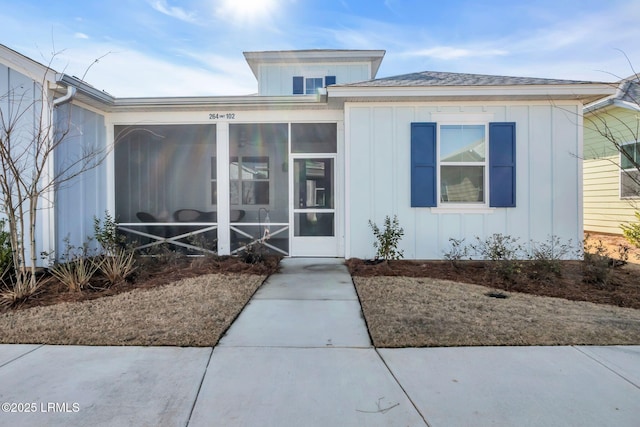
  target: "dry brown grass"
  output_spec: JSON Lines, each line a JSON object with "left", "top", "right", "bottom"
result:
{"left": 354, "top": 276, "right": 640, "bottom": 348}
{"left": 0, "top": 273, "right": 264, "bottom": 347}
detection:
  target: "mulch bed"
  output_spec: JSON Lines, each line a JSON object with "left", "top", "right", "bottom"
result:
{"left": 2, "top": 255, "right": 281, "bottom": 313}
{"left": 346, "top": 258, "right": 640, "bottom": 309}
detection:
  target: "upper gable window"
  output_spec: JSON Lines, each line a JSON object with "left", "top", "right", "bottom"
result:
{"left": 293, "top": 76, "right": 336, "bottom": 95}
{"left": 305, "top": 78, "right": 323, "bottom": 94}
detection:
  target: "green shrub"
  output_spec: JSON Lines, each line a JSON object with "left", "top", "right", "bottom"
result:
{"left": 581, "top": 237, "right": 613, "bottom": 287}
{"left": 0, "top": 218, "right": 12, "bottom": 276}
{"left": 527, "top": 235, "right": 574, "bottom": 280}
{"left": 94, "top": 211, "right": 127, "bottom": 253}
{"left": 368, "top": 215, "right": 404, "bottom": 261}
{"left": 470, "top": 233, "right": 524, "bottom": 283}
{"left": 621, "top": 211, "right": 640, "bottom": 249}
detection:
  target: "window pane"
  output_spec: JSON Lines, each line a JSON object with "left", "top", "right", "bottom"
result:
{"left": 242, "top": 181, "right": 269, "bottom": 205}
{"left": 294, "top": 159, "right": 334, "bottom": 209}
{"left": 440, "top": 125, "right": 485, "bottom": 162}
{"left": 114, "top": 124, "right": 216, "bottom": 223}
{"left": 291, "top": 123, "right": 337, "bottom": 153}
{"left": 441, "top": 166, "right": 484, "bottom": 203}
{"left": 295, "top": 213, "right": 334, "bottom": 236}
{"left": 305, "top": 77, "right": 323, "bottom": 94}
{"left": 243, "top": 156, "right": 269, "bottom": 179}
{"left": 229, "top": 124, "right": 288, "bottom": 222}
{"left": 621, "top": 169, "right": 640, "bottom": 198}
{"left": 621, "top": 143, "right": 640, "bottom": 170}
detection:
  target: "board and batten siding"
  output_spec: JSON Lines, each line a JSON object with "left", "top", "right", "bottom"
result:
{"left": 0, "top": 63, "right": 53, "bottom": 266}
{"left": 345, "top": 102, "right": 583, "bottom": 259}
{"left": 583, "top": 106, "right": 640, "bottom": 234}
{"left": 258, "top": 64, "right": 370, "bottom": 95}
{"left": 54, "top": 103, "right": 108, "bottom": 260}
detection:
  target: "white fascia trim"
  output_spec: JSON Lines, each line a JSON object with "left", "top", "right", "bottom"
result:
{"left": 112, "top": 94, "right": 322, "bottom": 108}
{"left": 0, "top": 45, "right": 57, "bottom": 83}
{"left": 430, "top": 207, "right": 496, "bottom": 214}
{"left": 328, "top": 84, "right": 616, "bottom": 100}
{"left": 613, "top": 99, "right": 640, "bottom": 112}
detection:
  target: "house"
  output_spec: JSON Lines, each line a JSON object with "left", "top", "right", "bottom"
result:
{"left": 0, "top": 44, "right": 615, "bottom": 264}
{"left": 583, "top": 78, "right": 640, "bottom": 235}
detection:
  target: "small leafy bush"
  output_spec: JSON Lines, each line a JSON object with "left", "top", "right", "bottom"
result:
{"left": 368, "top": 215, "right": 404, "bottom": 261}
{"left": 239, "top": 241, "right": 268, "bottom": 264}
{"left": 527, "top": 235, "right": 573, "bottom": 280}
{"left": 94, "top": 211, "right": 127, "bottom": 253}
{"left": 582, "top": 236, "right": 613, "bottom": 287}
{"left": 470, "top": 233, "right": 524, "bottom": 283}
{"left": 443, "top": 238, "right": 469, "bottom": 268}
{"left": 621, "top": 211, "right": 640, "bottom": 249}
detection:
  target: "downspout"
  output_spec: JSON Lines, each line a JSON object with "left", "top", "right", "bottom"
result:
{"left": 52, "top": 85, "right": 77, "bottom": 107}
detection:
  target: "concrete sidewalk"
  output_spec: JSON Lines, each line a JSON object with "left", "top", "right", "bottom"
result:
{"left": 1, "top": 258, "right": 639, "bottom": 426}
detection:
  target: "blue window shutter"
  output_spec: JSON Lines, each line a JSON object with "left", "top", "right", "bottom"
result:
{"left": 325, "top": 75, "right": 336, "bottom": 86}
{"left": 411, "top": 123, "right": 437, "bottom": 207}
{"left": 293, "top": 76, "right": 303, "bottom": 94}
{"left": 489, "top": 122, "right": 516, "bottom": 207}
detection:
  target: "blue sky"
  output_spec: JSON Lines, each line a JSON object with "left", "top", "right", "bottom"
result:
{"left": 1, "top": 0, "right": 639, "bottom": 97}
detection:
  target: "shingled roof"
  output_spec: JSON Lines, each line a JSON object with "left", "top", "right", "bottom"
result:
{"left": 339, "top": 70, "right": 604, "bottom": 87}
{"left": 617, "top": 78, "right": 640, "bottom": 104}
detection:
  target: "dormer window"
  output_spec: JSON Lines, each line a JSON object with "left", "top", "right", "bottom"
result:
{"left": 293, "top": 76, "right": 336, "bottom": 95}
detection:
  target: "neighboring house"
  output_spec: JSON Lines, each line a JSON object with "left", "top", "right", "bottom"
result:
{"left": 0, "top": 44, "right": 615, "bottom": 264}
{"left": 583, "top": 78, "right": 640, "bottom": 235}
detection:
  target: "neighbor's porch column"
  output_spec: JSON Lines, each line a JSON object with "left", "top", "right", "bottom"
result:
{"left": 217, "top": 122, "right": 230, "bottom": 255}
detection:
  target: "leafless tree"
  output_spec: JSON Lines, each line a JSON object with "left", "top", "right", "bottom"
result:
{"left": 0, "top": 51, "right": 108, "bottom": 301}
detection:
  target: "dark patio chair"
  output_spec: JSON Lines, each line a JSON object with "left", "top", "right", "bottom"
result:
{"left": 135, "top": 211, "right": 168, "bottom": 243}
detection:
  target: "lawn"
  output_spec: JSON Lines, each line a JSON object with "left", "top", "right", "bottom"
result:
{"left": 1, "top": 234, "right": 639, "bottom": 348}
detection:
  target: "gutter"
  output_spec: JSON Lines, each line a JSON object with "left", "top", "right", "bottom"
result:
{"left": 52, "top": 84, "right": 77, "bottom": 107}
{"left": 56, "top": 73, "right": 115, "bottom": 106}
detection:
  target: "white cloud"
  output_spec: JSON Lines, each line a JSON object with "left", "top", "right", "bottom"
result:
{"left": 149, "top": 0, "right": 197, "bottom": 23}
{"left": 407, "top": 46, "right": 509, "bottom": 60}
{"left": 55, "top": 44, "right": 257, "bottom": 97}
{"left": 74, "top": 32, "right": 89, "bottom": 39}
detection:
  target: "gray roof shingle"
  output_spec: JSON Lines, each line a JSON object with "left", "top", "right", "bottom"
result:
{"left": 340, "top": 70, "right": 605, "bottom": 87}
{"left": 618, "top": 78, "right": 640, "bottom": 104}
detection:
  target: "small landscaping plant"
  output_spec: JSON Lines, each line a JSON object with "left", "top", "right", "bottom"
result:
{"left": 527, "top": 236, "right": 574, "bottom": 281}
{"left": 443, "top": 238, "right": 469, "bottom": 269}
{"left": 621, "top": 211, "right": 640, "bottom": 251}
{"left": 50, "top": 237, "right": 102, "bottom": 292}
{"left": 581, "top": 235, "right": 629, "bottom": 288}
{"left": 469, "top": 233, "right": 524, "bottom": 284}
{"left": 368, "top": 215, "right": 404, "bottom": 261}
{"left": 94, "top": 212, "right": 137, "bottom": 286}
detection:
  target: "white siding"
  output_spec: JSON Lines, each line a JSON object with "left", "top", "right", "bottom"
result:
{"left": 258, "top": 64, "right": 370, "bottom": 95}
{"left": 0, "top": 64, "right": 51, "bottom": 266}
{"left": 55, "top": 103, "right": 108, "bottom": 258}
{"left": 345, "top": 102, "right": 583, "bottom": 259}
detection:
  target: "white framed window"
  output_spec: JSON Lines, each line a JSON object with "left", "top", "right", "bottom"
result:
{"left": 230, "top": 156, "right": 270, "bottom": 206}
{"left": 621, "top": 141, "right": 640, "bottom": 198}
{"left": 438, "top": 124, "right": 487, "bottom": 205}
{"left": 292, "top": 76, "right": 336, "bottom": 95}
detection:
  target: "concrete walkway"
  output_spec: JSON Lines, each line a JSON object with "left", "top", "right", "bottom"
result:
{"left": 1, "top": 258, "right": 639, "bottom": 426}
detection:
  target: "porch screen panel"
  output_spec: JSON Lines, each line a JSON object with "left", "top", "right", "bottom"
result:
{"left": 229, "top": 123, "right": 289, "bottom": 253}
{"left": 114, "top": 124, "right": 216, "bottom": 223}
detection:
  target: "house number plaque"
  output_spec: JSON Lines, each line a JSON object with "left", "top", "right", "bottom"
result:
{"left": 208, "top": 113, "right": 236, "bottom": 120}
